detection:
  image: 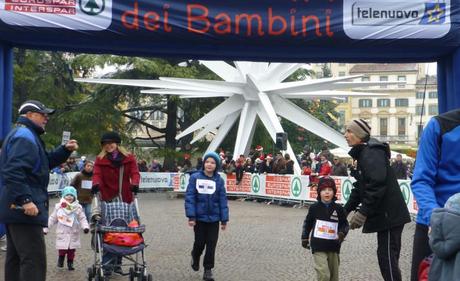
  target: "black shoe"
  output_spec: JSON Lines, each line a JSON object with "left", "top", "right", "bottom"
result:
{"left": 67, "top": 261, "right": 75, "bottom": 271}
{"left": 203, "top": 269, "right": 214, "bottom": 281}
{"left": 191, "top": 257, "right": 199, "bottom": 272}
{"left": 191, "top": 251, "right": 199, "bottom": 272}
{"left": 113, "top": 266, "right": 123, "bottom": 276}
{"left": 57, "top": 256, "right": 65, "bottom": 268}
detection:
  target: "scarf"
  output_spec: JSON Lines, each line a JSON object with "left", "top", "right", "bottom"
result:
{"left": 57, "top": 198, "right": 80, "bottom": 227}
{"left": 107, "top": 150, "right": 125, "bottom": 167}
{"left": 81, "top": 170, "right": 93, "bottom": 177}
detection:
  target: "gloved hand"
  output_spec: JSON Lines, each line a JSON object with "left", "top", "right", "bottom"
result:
{"left": 83, "top": 228, "right": 89, "bottom": 234}
{"left": 337, "top": 232, "right": 345, "bottom": 243}
{"left": 349, "top": 211, "right": 367, "bottom": 230}
{"left": 91, "top": 185, "right": 99, "bottom": 195}
{"left": 131, "top": 185, "right": 139, "bottom": 194}
{"left": 301, "top": 239, "right": 310, "bottom": 249}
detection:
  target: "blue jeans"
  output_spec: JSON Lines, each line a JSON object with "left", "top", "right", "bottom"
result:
{"left": 81, "top": 203, "right": 91, "bottom": 222}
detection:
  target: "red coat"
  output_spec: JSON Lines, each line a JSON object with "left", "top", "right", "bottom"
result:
{"left": 93, "top": 154, "right": 140, "bottom": 203}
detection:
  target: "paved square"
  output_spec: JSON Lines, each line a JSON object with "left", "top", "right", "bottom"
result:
{"left": 0, "top": 192, "right": 414, "bottom": 280}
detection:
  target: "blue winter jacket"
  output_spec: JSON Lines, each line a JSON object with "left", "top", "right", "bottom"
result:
{"left": 428, "top": 208, "right": 460, "bottom": 281}
{"left": 184, "top": 170, "right": 229, "bottom": 224}
{"left": 411, "top": 110, "right": 460, "bottom": 225}
{"left": 0, "top": 117, "right": 71, "bottom": 227}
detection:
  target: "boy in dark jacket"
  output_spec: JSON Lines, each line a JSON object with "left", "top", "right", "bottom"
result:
{"left": 301, "top": 177, "right": 349, "bottom": 281}
{"left": 428, "top": 193, "right": 460, "bottom": 281}
{"left": 185, "top": 151, "right": 229, "bottom": 281}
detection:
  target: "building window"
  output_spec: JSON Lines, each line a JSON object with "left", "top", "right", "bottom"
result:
{"left": 398, "top": 118, "right": 406, "bottom": 136}
{"left": 417, "top": 124, "right": 424, "bottom": 140}
{"left": 395, "top": 98, "right": 409, "bottom": 107}
{"left": 429, "top": 104, "right": 439, "bottom": 115}
{"left": 428, "top": 91, "right": 438, "bottom": 99}
{"left": 415, "top": 105, "right": 425, "bottom": 115}
{"left": 380, "top": 118, "right": 388, "bottom": 136}
{"left": 338, "top": 71, "right": 346, "bottom": 77}
{"left": 380, "top": 76, "right": 388, "bottom": 88}
{"left": 361, "top": 76, "right": 370, "bottom": 82}
{"left": 377, "top": 99, "right": 390, "bottom": 107}
{"left": 397, "top": 75, "right": 406, "bottom": 88}
{"left": 359, "top": 99, "right": 373, "bottom": 108}
{"left": 338, "top": 63, "right": 346, "bottom": 66}
{"left": 416, "top": 92, "right": 425, "bottom": 99}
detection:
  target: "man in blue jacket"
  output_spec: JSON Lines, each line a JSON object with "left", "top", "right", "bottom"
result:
{"left": 0, "top": 100, "right": 79, "bottom": 281}
{"left": 185, "top": 151, "right": 229, "bottom": 281}
{"left": 410, "top": 109, "right": 460, "bottom": 281}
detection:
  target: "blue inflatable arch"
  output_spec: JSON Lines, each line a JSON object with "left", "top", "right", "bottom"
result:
{"left": 1, "top": 0, "right": 459, "bottom": 138}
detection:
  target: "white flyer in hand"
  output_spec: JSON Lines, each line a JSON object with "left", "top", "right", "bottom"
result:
{"left": 313, "top": 219, "right": 338, "bottom": 240}
{"left": 82, "top": 180, "right": 92, "bottom": 190}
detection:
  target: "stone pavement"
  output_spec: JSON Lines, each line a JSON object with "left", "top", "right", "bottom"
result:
{"left": 0, "top": 192, "right": 415, "bottom": 281}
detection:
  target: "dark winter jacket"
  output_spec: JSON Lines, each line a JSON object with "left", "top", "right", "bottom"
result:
{"left": 391, "top": 161, "right": 407, "bottom": 180}
{"left": 70, "top": 171, "right": 93, "bottom": 204}
{"left": 185, "top": 170, "right": 229, "bottom": 224}
{"left": 344, "top": 138, "right": 411, "bottom": 233}
{"left": 331, "top": 162, "right": 348, "bottom": 177}
{"left": 428, "top": 208, "right": 460, "bottom": 281}
{"left": 0, "top": 117, "right": 71, "bottom": 227}
{"left": 92, "top": 154, "right": 140, "bottom": 203}
{"left": 412, "top": 109, "right": 460, "bottom": 225}
{"left": 301, "top": 201, "right": 349, "bottom": 253}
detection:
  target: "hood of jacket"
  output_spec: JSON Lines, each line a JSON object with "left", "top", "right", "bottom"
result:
{"left": 349, "top": 138, "right": 391, "bottom": 160}
{"left": 17, "top": 116, "right": 45, "bottom": 135}
{"left": 430, "top": 208, "right": 460, "bottom": 259}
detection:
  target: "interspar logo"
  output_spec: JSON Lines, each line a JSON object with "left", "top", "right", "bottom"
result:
{"left": 0, "top": 0, "right": 112, "bottom": 30}
{"left": 343, "top": 0, "right": 450, "bottom": 39}
{"left": 4, "top": 0, "right": 77, "bottom": 15}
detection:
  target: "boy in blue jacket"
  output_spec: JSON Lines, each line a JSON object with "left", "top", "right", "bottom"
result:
{"left": 301, "top": 177, "right": 349, "bottom": 281}
{"left": 185, "top": 151, "right": 229, "bottom": 281}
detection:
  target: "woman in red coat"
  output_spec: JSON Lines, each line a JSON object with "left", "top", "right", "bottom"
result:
{"left": 91, "top": 131, "right": 140, "bottom": 277}
{"left": 92, "top": 132, "right": 140, "bottom": 204}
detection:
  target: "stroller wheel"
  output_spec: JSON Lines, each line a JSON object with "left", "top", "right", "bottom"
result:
{"left": 147, "top": 273, "right": 153, "bottom": 281}
{"left": 95, "top": 268, "right": 105, "bottom": 281}
{"left": 87, "top": 267, "right": 94, "bottom": 280}
{"left": 129, "top": 267, "right": 136, "bottom": 281}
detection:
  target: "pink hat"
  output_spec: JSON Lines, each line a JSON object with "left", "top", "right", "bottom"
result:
{"left": 255, "top": 145, "right": 263, "bottom": 151}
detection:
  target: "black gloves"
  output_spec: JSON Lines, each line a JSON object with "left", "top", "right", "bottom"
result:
{"left": 301, "top": 239, "right": 310, "bottom": 249}
{"left": 91, "top": 185, "right": 99, "bottom": 194}
{"left": 83, "top": 228, "right": 89, "bottom": 234}
{"left": 131, "top": 185, "right": 139, "bottom": 194}
{"left": 338, "top": 232, "right": 345, "bottom": 243}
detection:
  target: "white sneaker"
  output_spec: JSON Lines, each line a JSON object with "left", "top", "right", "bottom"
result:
{"left": 0, "top": 245, "right": 6, "bottom": 252}
{"left": 0, "top": 235, "right": 6, "bottom": 242}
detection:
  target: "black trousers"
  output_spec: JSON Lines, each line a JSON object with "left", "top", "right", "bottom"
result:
{"left": 376, "top": 224, "right": 404, "bottom": 281}
{"left": 410, "top": 224, "right": 431, "bottom": 281}
{"left": 235, "top": 167, "right": 244, "bottom": 182}
{"left": 5, "top": 224, "right": 47, "bottom": 281}
{"left": 192, "top": 221, "right": 219, "bottom": 270}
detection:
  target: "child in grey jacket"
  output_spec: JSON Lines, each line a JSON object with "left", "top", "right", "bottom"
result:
{"left": 429, "top": 193, "right": 460, "bottom": 281}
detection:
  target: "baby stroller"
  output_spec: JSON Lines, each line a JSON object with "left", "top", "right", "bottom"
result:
{"left": 87, "top": 193, "right": 152, "bottom": 281}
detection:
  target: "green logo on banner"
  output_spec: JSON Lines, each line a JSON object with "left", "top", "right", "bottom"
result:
{"left": 180, "top": 174, "right": 186, "bottom": 191}
{"left": 80, "top": 0, "right": 106, "bottom": 16}
{"left": 400, "top": 182, "right": 410, "bottom": 205}
{"left": 342, "top": 179, "right": 353, "bottom": 201}
{"left": 251, "top": 175, "right": 260, "bottom": 193}
{"left": 291, "top": 177, "right": 302, "bottom": 198}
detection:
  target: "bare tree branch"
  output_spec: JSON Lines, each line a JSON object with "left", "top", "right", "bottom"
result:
{"left": 122, "top": 113, "right": 166, "bottom": 133}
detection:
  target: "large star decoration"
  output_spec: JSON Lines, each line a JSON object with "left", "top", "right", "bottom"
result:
{"left": 75, "top": 61, "right": 393, "bottom": 174}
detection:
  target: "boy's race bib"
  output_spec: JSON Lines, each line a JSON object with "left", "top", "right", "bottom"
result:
{"left": 196, "top": 179, "right": 216, "bottom": 195}
{"left": 313, "top": 219, "right": 338, "bottom": 240}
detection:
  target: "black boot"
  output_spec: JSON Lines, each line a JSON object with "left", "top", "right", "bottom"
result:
{"left": 57, "top": 256, "right": 65, "bottom": 268}
{"left": 67, "top": 260, "right": 75, "bottom": 271}
{"left": 203, "top": 269, "right": 214, "bottom": 281}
